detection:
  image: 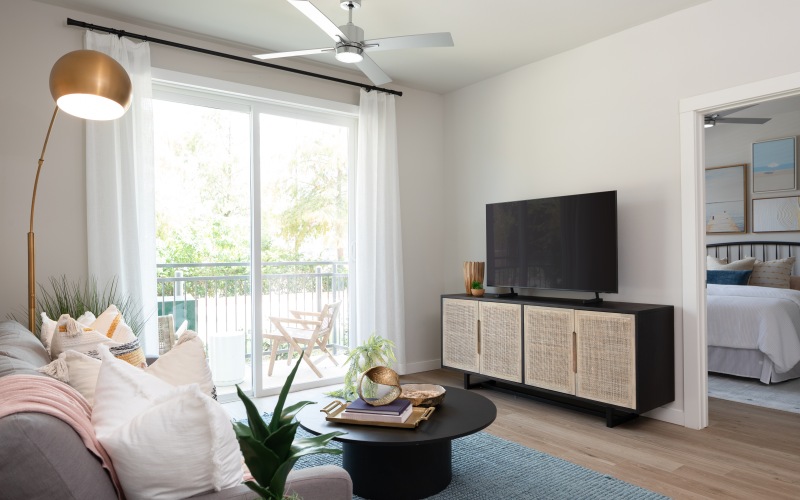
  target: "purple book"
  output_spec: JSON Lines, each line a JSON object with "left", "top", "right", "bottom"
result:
{"left": 346, "top": 397, "right": 411, "bottom": 415}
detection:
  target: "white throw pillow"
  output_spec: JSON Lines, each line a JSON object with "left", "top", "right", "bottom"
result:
{"left": 38, "top": 350, "right": 102, "bottom": 405}
{"left": 750, "top": 257, "right": 796, "bottom": 289}
{"left": 39, "top": 330, "right": 216, "bottom": 406}
{"left": 39, "top": 312, "right": 58, "bottom": 354}
{"left": 706, "top": 256, "right": 756, "bottom": 271}
{"left": 92, "top": 345, "right": 242, "bottom": 500}
{"left": 146, "top": 330, "right": 216, "bottom": 399}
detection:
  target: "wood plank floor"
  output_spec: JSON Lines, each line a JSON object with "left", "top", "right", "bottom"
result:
{"left": 224, "top": 368, "right": 800, "bottom": 499}
{"left": 404, "top": 369, "right": 800, "bottom": 499}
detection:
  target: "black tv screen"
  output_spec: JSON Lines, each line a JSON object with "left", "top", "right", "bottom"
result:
{"left": 486, "top": 191, "right": 618, "bottom": 294}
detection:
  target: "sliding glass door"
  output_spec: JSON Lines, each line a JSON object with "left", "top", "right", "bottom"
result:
{"left": 153, "top": 81, "right": 356, "bottom": 400}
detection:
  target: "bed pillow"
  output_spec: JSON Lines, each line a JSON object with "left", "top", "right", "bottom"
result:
{"left": 92, "top": 345, "right": 242, "bottom": 500}
{"left": 706, "top": 270, "right": 752, "bottom": 286}
{"left": 750, "top": 257, "right": 796, "bottom": 289}
{"left": 706, "top": 256, "right": 756, "bottom": 271}
{"left": 790, "top": 276, "right": 800, "bottom": 291}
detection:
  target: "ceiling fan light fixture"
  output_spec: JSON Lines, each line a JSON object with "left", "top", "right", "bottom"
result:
{"left": 704, "top": 120, "right": 715, "bottom": 128}
{"left": 335, "top": 44, "right": 364, "bottom": 63}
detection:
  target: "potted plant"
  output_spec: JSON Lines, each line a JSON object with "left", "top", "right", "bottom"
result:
{"left": 471, "top": 280, "right": 485, "bottom": 297}
{"left": 327, "top": 333, "right": 396, "bottom": 401}
{"left": 233, "top": 354, "right": 345, "bottom": 499}
{"left": 13, "top": 275, "right": 144, "bottom": 337}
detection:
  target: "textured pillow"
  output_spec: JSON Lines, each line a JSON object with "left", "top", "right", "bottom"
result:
{"left": 39, "top": 312, "right": 58, "bottom": 354}
{"left": 706, "top": 270, "right": 752, "bottom": 286}
{"left": 706, "top": 256, "right": 756, "bottom": 271}
{"left": 38, "top": 350, "right": 102, "bottom": 405}
{"left": 144, "top": 330, "right": 217, "bottom": 399}
{"left": 750, "top": 257, "right": 796, "bottom": 289}
{"left": 39, "top": 330, "right": 216, "bottom": 405}
{"left": 49, "top": 305, "right": 146, "bottom": 368}
{"left": 92, "top": 345, "right": 242, "bottom": 500}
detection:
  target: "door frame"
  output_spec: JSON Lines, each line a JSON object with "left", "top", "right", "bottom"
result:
{"left": 679, "top": 71, "right": 800, "bottom": 429}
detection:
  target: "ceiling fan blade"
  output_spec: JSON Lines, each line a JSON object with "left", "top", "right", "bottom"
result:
{"left": 254, "top": 48, "right": 332, "bottom": 60}
{"left": 715, "top": 117, "right": 771, "bottom": 125}
{"left": 363, "top": 32, "right": 454, "bottom": 52}
{"left": 355, "top": 54, "right": 391, "bottom": 85}
{"left": 288, "top": 0, "right": 350, "bottom": 42}
{"left": 715, "top": 104, "right": 757, "bottom": 118}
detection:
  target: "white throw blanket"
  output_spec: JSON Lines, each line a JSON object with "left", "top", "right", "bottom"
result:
{"left": 707, "top": 284, "right": 800, "bottom": 373}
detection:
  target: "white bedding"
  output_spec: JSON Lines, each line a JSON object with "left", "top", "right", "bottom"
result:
{"left": 707, "top": 284, "right": 800, "bottom": 374}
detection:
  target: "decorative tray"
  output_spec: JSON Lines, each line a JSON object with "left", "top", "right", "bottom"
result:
{"left": 320, "top": 400, "right": 435, "bottom": 429}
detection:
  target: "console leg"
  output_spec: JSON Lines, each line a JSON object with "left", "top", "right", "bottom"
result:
{"left": 605, "top": 407, "right": 639, "bottom": 427}
{"left": 463, "top": 373, "right": 471, "bottom": 389}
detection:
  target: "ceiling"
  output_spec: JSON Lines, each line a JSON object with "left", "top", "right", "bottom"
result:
{"left": 33, "top": 0, "right": 708, "bottom": 94}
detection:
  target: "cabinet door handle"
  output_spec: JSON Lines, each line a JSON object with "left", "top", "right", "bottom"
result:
{"left": 572, "top": 331, "right": 577, "bottom": 373}
{"left": 477, "top": 319, "right": 481, "bottom": 355}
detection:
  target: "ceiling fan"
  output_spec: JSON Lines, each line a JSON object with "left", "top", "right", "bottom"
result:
{"left": 704, "top": 105, "right": 771, "bottom": 128}
{"left": 254, "top": 0, "right": 454, "bottom": 86}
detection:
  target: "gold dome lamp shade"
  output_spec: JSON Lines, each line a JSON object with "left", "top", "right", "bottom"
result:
{"left": 27, "top": 50, "right": 132, "bottom": 333}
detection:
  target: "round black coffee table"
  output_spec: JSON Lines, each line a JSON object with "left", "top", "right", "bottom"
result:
{"left": 297, "top": 386, "right": 496, "bottom": 500}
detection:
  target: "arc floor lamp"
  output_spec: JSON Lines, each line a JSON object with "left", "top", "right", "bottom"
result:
{"left": 28, "top": 49, "right": 133, "bottom": 333}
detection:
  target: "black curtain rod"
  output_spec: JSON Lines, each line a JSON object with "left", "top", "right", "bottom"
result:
{"left": 66, "top": 18, "right": 402, "bottom": 97}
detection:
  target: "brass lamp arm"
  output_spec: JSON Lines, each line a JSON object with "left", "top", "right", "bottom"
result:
{"left": 31, "top": 106, "right": 59, "bottom": 233}
{"left": 28, "top": 105, "right": 59, "bottom": 333}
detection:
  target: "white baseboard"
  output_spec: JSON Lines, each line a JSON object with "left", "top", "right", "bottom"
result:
{"left": 397, "top": 358, "right": 442, "bottom": 375}
{"left": 643, "top": 406, "right": 685, "bottom": 427}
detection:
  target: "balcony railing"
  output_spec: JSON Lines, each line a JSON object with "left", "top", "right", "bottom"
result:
{"left": 156, "top": 261, "right": 350, "bottom": 360}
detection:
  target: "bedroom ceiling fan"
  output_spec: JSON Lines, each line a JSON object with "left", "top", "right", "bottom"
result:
{"left": 253, "top": 0, "right": 454, "bottom": 86}
{"left": 704, "top": 105, "right": 771, "bottom": 128}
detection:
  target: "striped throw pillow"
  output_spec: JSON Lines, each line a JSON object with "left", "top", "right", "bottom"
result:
{"left": 49, "top": 305, "right": 146, "bottom": 368}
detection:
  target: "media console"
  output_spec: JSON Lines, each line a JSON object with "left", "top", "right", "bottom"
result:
{"left": 440, "top": 294, "right": 674, "bottom": 427}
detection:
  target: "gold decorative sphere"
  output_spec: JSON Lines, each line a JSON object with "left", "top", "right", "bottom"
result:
{"left": 357, "top": 366, "right": 401, "bottom": 406}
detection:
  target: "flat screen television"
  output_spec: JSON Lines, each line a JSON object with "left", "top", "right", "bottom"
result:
{"left": 486, "top": 190, "right": 618, "bottom": 295}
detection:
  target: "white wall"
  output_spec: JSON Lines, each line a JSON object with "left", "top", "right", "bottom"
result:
{"left": 706, "top": 101, "right": 800, "bottom": 245}
{"left": 0, "top": 0, "right": 445, "bottom": 371}
{"left": 442, "top": 0, "right": 800, "bottom": 425}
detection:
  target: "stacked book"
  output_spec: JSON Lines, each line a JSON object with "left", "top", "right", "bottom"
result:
{"left": 342, "top": 397, "right": 413, "bottom": 423}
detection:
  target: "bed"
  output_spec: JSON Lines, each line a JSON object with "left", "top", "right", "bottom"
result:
{"left": 706, "top": 241, "right": 800, "bottom": 383}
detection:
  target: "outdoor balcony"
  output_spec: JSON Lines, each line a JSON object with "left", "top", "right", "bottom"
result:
{"left": 157, "top": 261, "right": 350, "bottom": 399}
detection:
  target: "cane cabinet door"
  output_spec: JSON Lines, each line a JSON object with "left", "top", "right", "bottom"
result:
{"left": 479, "top": 301, "right": 522, "bottom": 382}
{"left": 524, "top": 306, "right": 576, "bottom": 394}
{"left": 575, "top": 310, "right": 636, "bottom": 409}
{"left": 442, "top": 299, "right": 480, "bottom": 373}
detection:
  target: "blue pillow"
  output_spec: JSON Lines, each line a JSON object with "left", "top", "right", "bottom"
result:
{"left": 707, "top": 270, "right": 752, "bottom": 285}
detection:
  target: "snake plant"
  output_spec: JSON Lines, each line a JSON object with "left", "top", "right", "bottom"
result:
{"left": 233, "top": 355, "right": 345, "bottom": 499}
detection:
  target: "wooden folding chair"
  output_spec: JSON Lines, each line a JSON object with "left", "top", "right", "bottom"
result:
{"left": 265, "top": 301, "right": 342, "bottom": 378}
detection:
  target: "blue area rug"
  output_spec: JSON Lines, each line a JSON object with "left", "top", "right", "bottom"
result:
{"left": 264, "top": 413, "right": 667, "bottom": 500}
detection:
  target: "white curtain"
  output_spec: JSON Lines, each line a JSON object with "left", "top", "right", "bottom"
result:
{"left": 85, "top": 32, "right": 157, "bottom": 355}
{"left": 355, "top": 89, "right": 406, "bottom": 371}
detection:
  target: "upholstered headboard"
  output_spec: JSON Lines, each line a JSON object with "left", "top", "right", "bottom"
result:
{"left": 706, "top": 241, "right": 800, "bottom": 275}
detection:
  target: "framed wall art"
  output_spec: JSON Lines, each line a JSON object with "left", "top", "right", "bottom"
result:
{"left": 752, "top": 137, "right": 796, "bottom": 193}
{"left": 705, "top": 164, "right": 747, "bottom": 234}
{"left": 752, "top": 196, "right": 800, "bottom": 232}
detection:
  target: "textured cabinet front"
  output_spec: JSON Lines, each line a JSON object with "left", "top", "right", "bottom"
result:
{"left": 524, "top": 306, "right": 575, "bottom": 394}
{"left": 575, "top": 310, "right": 636, "bottom": 409}
{"left": 479, "top": 302, "right": 522, "bottom": 382}
{"left": 442, "top": 299, "right": 480, "bottom": 372}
